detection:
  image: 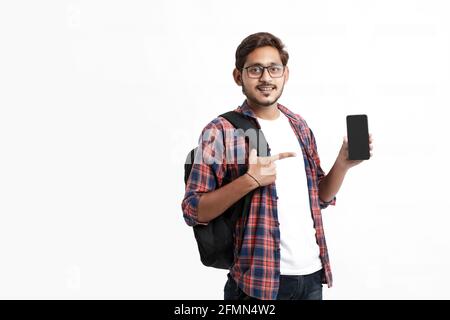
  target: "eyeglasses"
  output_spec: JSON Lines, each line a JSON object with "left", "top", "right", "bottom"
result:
{"left": 243, "top": 64, "right": 285, "bottom": 78}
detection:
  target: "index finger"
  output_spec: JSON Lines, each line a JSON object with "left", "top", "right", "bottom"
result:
{"left": 270, "top": 152, "right": 297, "bottom": 161}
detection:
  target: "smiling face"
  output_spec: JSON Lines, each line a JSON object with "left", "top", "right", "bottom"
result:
{"left": 233, "top": 46, "right": 289, "bottom": 110}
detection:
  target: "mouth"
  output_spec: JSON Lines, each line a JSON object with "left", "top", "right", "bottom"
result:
{"left": 257, "top": 86, "right": 276, "bottom": 94}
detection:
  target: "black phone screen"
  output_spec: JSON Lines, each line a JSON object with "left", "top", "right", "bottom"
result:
{"left": 346, "top": 114, "right": 370, "bottom": 160}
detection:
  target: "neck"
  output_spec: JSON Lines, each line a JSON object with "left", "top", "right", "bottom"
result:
{"left": 246, "top": 99, "right": 280, "bottom": 120}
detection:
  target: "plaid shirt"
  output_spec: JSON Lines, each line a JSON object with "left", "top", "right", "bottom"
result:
{"left": 182, "top": 100, "right": 336, "bottom": 300}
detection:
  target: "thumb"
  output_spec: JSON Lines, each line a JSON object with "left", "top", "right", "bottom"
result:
{"left": 249, "top": 148, "right": 257, "bottom": 164}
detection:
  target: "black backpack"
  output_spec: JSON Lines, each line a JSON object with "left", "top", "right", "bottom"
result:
{"left": 184, "top": 111, "right": 269, "bottom": 269}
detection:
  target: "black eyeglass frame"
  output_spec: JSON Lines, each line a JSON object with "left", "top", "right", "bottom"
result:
{"left": 242, "top": 64, "right": 286, "bottom": 78}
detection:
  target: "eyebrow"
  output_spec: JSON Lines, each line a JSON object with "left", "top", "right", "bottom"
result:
{"left": 246, "top": 62, "right": 282, "bottom": 67}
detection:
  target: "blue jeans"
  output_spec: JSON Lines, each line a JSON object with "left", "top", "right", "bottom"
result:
{"left": 224, "top": 269, "right": 323, "bottom": 300}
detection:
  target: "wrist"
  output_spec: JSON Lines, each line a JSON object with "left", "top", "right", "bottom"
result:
{"left": 244, "top": 172, "right": 260, "bottom": 189}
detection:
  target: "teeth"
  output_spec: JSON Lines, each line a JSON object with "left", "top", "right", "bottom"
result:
{"left": 258, "top": 87, "right": 274, "bottom": 91}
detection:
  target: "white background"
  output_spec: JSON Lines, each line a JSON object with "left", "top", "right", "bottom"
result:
{"left": 0, "top": 0, "right": 449, "bottom": 299}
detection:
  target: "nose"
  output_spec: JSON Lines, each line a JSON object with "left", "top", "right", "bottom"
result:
{"left": 259, "top": 68, "right": 272, "bottom": 82}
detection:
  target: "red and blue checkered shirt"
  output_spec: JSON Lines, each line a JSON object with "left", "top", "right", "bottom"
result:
{"left": 182, "top": 100, "right": 336, "bottom": 300}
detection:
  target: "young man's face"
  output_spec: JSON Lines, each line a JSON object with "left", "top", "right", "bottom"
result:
{"left": 234, "top": 46, "right": 289, "bottom": 109}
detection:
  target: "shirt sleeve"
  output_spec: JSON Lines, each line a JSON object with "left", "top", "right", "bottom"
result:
{"left": 181, "top": 121, "right": 227, "bottom": 226}
{"left": 309, "top": 128, "right": 336, "bottom": 209}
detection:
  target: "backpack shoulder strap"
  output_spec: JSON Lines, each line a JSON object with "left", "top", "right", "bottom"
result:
{"left": 217, "top": 111, "right": 268, "bottom": 252}
{"left": 220, "top": 111, "right": 257, "bottom": 132}
{"left": 219, "top": 111, "right": 269, "bottom": 157}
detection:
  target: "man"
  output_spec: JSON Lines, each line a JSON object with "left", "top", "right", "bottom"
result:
{"left": 182, "top": 32, "right": 373, "bottom": 300}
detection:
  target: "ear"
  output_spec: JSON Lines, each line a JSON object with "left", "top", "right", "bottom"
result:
{"left": 284, "top": 65, "right": 289, "bottom": 83}
{"left": 233, "top": 68, "right": 242, "bottom": 86}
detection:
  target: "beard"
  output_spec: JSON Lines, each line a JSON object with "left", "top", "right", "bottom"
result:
{"left": 242, "top": 80, "right": 285, "bottom": 108}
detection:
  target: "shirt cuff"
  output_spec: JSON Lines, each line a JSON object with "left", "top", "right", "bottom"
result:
{"left": 319, "top": 196, "right": 336, "bottom": 209}
{"left": 182, "top": 192, "right": 209, "bottom": 226}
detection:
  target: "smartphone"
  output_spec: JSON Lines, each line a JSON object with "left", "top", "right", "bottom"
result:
{"left": 346, "top": 114, "right": 370, "bottom": 160}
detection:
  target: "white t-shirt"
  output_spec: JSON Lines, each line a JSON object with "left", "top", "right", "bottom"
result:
{"left": 257, "top": 111, "right": 322, "bottom": 275}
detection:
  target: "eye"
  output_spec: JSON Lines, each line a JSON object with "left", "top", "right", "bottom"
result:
{"left": 248, "top": 66, "right": 262, "bottom": 74}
